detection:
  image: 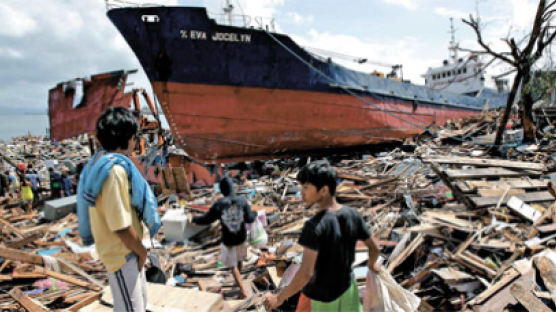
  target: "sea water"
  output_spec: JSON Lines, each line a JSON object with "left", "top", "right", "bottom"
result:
{"left": 0, "top": 113, "right": 169, "bottom": 142}
{"left": 0, "top": 114, "right": 50, "bottom": 141}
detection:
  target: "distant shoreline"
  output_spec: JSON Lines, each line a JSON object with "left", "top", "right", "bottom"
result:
{"left": 2, "top": 112, "right": 47, "bottom": 116}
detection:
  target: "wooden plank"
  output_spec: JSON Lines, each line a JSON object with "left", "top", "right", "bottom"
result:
{"left": 455, "top": 230, "right": 483, "bottom": 256}
{"left": 68, "top": 293, "right": 102, "bottom": 312}
{"left": 34, "top": 266, "right": 91, "bottom": 288}
{"left": 477, "top": 267, "right": 534, "bottom": 312}
{"left": 173, "top": 166, "right": 192, "bottom": 197}
{"left": 8, "top": 288, "right": 49, "bottom": 312}
{"left": 400, "top": 260, "right": 445, "bottom": 287}
{"left": 64, "top": 291, "right": 99, "bottom": 303}
{"left": 336, "top": 170, "right": 366, "bottom": 182}
{"left": 0, "top": 246, "right": 43, "bottom": 265}
{"left": 0, "top": 218, "right": 23, "bottom": 237}
{"left": 456, "top": 181, "right": 473, "bottom": 193}
{"left": 537, "top": 223, "right": 556, "bottom": 234}
{"left": 56, "top": 257, "right": 104, "bottom": 290}
{"left": 12, "top": 270, "right": 47, "bottom": 279}
{"left": 432, "top": 267, "right": 474, "bottom": 282}
{"left": 510, "top": 282, "right": 552, "bottom": 312}
{"left": 423, "top": 157, "right": 546, "bottom": 171}
{"left": 0, "top": 259, "right": 11, "bottom": 273}
{"left": 267, "top": 266, "right": 282, "bottom": 287}
{"left": 102, "top": 282, "right": 225, "bottom": 312}
{"left": 445, "top": 168, "right": 533, "bottom": 179}
{"left": 359, "top": 177, "right": 398, "bottom": 191}
{"left": 477, "top": 188, "right": 525, "bottom": 197}
{"left": 470, "top": 191, "right": 554, "bottom": 208}
{"left": 0, "top": 274, "right": 12, "bottom": 281}
{"left": 420, "top": 211, "right": 475, "bottom": 231}
{"left": 465, "top": 180, "right": 491, "bottom": 190}
{"left": 533, "top": 254, "right": 556, "bottom": 305}
{"left": 387, "top": 232, "right": 411, "bottom": 264}
{"left": 79, "top": 300, "right": 113, "bottom": 312}
{"left": 163, "top": 166, "right": 176, "bottom": 190}
{"left": 387, "top": 233, "right": 424, "bottom": 274}
{"left": 455, "top": 251, "right": 497, "bottom": 278}
{"left": 429, "top": 162, "right": 472, "bottom": 209}
{"left": 487, "top": 179, "right": 548, "bottom": 190}
{"left": 5, "top": 233, "right": 42, "bottom": 249}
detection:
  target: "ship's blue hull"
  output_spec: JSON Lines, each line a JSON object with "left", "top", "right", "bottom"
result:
{"left": 107, "top": 6, "right": 502, "bottom": 162}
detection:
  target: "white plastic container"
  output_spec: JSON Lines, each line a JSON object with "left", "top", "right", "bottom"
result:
{"left": 161, "top": 209, "right": 188, "bottom": 242}
{"left": 162, "top": 209, "right": 208, "bottom": 242}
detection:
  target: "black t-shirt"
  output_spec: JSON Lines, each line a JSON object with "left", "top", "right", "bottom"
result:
{"left": 298, "top": 206, "right": 371, "bottom": 302}
{"left": 192, "top": 195, "right": 257, "bottom": 246}
{"left": 0, "top": 173, "right": 7, "bottom": 196}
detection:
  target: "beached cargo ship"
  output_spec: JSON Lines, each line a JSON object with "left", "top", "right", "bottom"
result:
{"left": 107, "top": 4, "right": 506, "bottom": 163}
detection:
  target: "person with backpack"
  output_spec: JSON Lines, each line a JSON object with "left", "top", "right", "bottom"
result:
{"left": 192, "top": 177, "right": 257, "bottom": 298}
{"left": 48, "top": 167, "right": 63, "bottom": 199}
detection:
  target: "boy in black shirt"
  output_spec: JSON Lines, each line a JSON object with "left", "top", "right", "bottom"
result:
{"left": 265, "top": 160, "right": 381, "bottom": 312}
{"left": 192, "top": 177, "right": 256, "bottom": 298}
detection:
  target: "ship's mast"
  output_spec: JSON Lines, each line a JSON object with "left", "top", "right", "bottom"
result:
{"left": 223, "top": 0, "right": 234, "bottom": 25}
{"left": 448, "top": 17, "right": 459, "bottom": 63}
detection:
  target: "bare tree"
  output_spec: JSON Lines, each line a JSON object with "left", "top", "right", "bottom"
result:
{"left": 461, "top": 0, "right": 556, "bottom": 148}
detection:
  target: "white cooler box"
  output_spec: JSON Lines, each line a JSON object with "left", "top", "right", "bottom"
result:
{"left": 162, "top": 209, "right": 208, "bottom": 242}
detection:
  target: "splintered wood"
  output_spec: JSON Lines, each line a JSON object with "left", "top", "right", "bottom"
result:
{"left": 3, "top": 110, "right": 556, "bottom": 311}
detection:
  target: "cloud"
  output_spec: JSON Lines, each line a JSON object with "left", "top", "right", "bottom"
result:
{"left": 287, "top": 12, "right": 314, "bottom": 25}
{"left": 0, "top": 3, "right": 38, "bottom": 37}
{"left": 0, "top": 48, "right": 23, "bottom": 59}
{"left": 291, "top": 29, "right": 438, "bottom": 84}
{"left": 0, "top": 0, "right": 146, "bottom": 114}
{"left": 434, "top": 7, "right": 468, "bottom": 19}
{"left": 509, "top": 0, "right": 538, "bottom": 30}
{"left": 381, "top": 0, "right": 418, "bottom": 11}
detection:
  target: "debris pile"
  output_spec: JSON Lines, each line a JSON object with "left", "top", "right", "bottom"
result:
{"left": 1, "top": 110, "right": 556, "bottom": 311}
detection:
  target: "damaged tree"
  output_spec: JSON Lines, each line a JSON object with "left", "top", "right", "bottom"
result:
{"left": 462, "top": 0, "right": 556, "bottom": 147}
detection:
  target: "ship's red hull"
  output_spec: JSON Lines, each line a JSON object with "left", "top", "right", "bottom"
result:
{"left": 153, "top": 82, "right": 479, "bottom": 163}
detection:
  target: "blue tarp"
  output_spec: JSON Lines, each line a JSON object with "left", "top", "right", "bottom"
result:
{"left": 327, "top": 62, "right": 508, "bottom": 111}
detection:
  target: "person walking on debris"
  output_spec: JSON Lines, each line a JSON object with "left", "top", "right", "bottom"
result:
{"left": 6, "top": 170, "right": 16, "bottom": 198}
{"left": 192, "top": 177, "right": 257, "bottom": 298}
{"left": 264, "top": 160, "right": 381, "bottom": 312}
{"left": 61, "top": 168, "right": 72, "bottom": 197}
{"left": 16, "top": 163, "right": 33, "bottom": 212}
{"left": 26, "top": 163, "right": 41, "bottom": 206}
{"left": 77, "top": 107, "right": 161, "bottom": 312}
{"left": 48, "top": 167, "right": 63, "bottom": 199}
{"left": 0, "top": 170, "right": 8, "bottom": 198}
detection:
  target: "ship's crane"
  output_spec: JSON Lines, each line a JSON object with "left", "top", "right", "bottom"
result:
{"left": 303, "top": 46, "right": 404, "bottom": 81}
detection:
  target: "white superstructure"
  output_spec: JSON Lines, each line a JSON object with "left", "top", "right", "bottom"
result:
{"left": 422, "top": 18, "right": 485, "bottom": 95}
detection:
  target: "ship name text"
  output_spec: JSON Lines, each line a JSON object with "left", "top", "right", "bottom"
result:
{"left": 180, "top": 29, "right": 251, "bottom": 43}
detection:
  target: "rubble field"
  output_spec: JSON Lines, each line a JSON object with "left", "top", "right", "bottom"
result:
{"left": 1, "top": 110, "right": 556, "bottom": 311}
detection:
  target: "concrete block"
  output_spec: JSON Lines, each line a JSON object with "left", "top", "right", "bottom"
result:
{"left": 44, "top": 195, "right": 77, "bottom": 221}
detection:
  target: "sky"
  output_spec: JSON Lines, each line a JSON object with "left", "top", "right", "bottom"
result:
{"left": 0, "top": 0, "right": 547, "bottom": 115}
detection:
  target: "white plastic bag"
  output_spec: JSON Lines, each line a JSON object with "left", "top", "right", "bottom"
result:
{"left": 247, "top": 211, "right": 268, "bottom": 248}
{"left": 364, "top": 270, "right": 385, "bottom": 312}
{"left": 363, "top": 269, "right": 421, "bottom": 312}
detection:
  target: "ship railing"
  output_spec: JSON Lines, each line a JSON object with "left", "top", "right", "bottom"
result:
{"left": 105, "top": 0, "right": 168, "bottom": 10}
{"left": 207, "top": 12, "right": 276, "bottom": 32}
